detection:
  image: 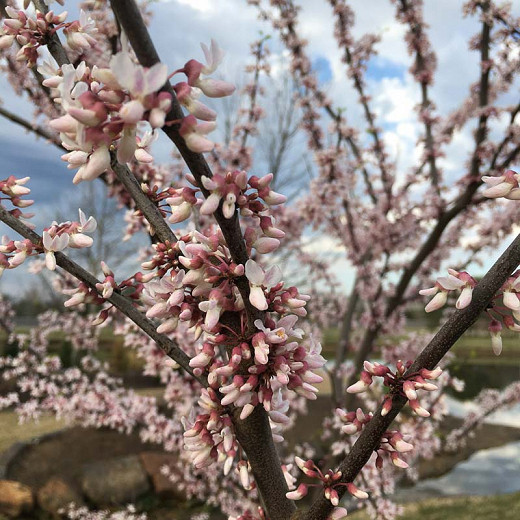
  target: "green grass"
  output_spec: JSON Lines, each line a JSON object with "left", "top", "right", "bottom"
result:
{"left": 0, "top": 387, "right": 164, "bottom": 455}
{"left": 0, "top": 410, "right": 65, "bottom": 453}
{"left": 349, "top": 492, "right": 520, "bottom": 519}
{"left": 321, "top": 326, "right": 520, "bottom": 364}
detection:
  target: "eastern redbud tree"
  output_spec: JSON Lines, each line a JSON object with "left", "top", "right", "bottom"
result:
{"left": 0, "top": 1, "right": 519, "bottom": 519}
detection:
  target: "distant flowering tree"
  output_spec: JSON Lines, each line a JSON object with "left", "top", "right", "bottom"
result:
{"left": 0, "top": 1, "right": 520, "bottom": 519}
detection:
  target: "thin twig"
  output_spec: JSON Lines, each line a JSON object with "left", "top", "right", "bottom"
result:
{"left": 0, "top": 204, "right": 205, "bottom": 386}
{"left": 0, "top": 106, "right": 62, "bottom": 148}
{"left": 110, "top": 159, "right": 178, "bottom": 245}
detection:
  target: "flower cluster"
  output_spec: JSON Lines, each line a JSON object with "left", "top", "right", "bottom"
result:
{"left": 212, "top": 317, "right": 324, "bottom": 413}
{"left": 482, "top": 169, "right": 520, "bottom": 199}
{"left": 64, "top": 262, "right": 146, "bottom": 327}
{"left": 0, "top": 7, "right": 70, "bottom": 66}
{"left": 46, "top": 48, "right": 171, "bottom": 183}
{"left": 63, "top": 504, "right": 147, "bottom": 520}
{"left": 0, "top": 204, "right": 96, "bottom": 274}
{"left": 167, "top": 170, "right": 286, "bottom": 233}
{"left": 182, "top": 388, "right": 239, "bottom": 473}
{"left": 141, "top": 232, "right": 325, "bottom": 408}
{"left": 419, "top": 268, "right": 476, "bottom": 312}
{"left": 62, "top": 9, "right": 98, "bottom": 52}
{"left": 421, "top": 267, "right": 520, "bottom": 356}
{"left": 483, "top": 273, "right": 520, "bottom": 356}
{"left": 0, "top": 175, "right": 34, "bottom": 229}
{"left": 335, "top": 408, "right": 414, "bottom": 469}
{"left": 347, "top": 360, "right": 443, "bottom": 418}
{"left": 173, "top": 39, "right": 236, "bottom": 153}
{"left": 286, "top": 456, "right": 364, "bottom": 515}
{"left": 136, "top": 221, "right": 325, "bottom": 474}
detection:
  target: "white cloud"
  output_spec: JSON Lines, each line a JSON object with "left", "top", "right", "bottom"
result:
{"left": 173, "top": 0, "right": 215, "bottom": 13}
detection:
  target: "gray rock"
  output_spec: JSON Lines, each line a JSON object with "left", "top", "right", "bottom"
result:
{"left": 80, "top": 455, "right": 150, "bottom": 506}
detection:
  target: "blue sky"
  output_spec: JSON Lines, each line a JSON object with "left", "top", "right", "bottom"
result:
{"left": 0, "top": 0, "right": 519, "bottom": 296}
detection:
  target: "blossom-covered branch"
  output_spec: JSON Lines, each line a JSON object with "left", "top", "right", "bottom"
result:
{"left": 304, "top": 230, "right": 520, "bottom": 520}
{"left": 0, "top": 202, "right": 205, "bottom": 385}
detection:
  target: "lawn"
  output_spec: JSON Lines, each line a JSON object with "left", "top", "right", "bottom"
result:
{"left": 321, "top": 326, "right": 520, "bottom": 365}
{"left": 0, "top": 411, "right": 65, "bottom": 454}
{"left": 349, "top": 492, "right": 520, "bottom": 519}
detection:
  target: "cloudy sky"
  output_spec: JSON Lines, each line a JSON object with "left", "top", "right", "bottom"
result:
{"left": 0, "top": 0, "right": 518, "bottom": 296}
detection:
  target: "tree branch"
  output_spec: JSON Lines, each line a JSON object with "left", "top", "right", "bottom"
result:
{"left": 32, "top": 0, "right": 70, "bottom": 67}
{"left": 347, "top": 4, "right": 494, "bottom": 386}
{"left": 0, "top": 106, "right": 62, "bottom": 148}
{"left": 108, "top": 2, "right": 295, "bottom": 517}
{"left": 399, "top": 0, "right": 441, "bottom": 198}
{"left": 109, "top": 0, "right": 265, "bottom": 332}
{"left": 304, "top": 230, "right": 520, "bottom": 520}
{"left": 110, "top": 158, "right": 178, "bottom": 245}
{"left": 0, "top": 204, "right": 205, "bottom": 386}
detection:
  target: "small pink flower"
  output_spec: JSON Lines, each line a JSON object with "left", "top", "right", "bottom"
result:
{"left": 347, "top": 370, "right": 373, "bottom": 394}
{"left": 347, "top": 483, "right": 368, "bottom": 499}
{"left": 390, "top": 452, "right": 409, "bottom": 468}
{"left": 482, "top": 170, "right": 519, "bottom": 198}
{"left": 179, "top": 115, "right": 216, "bottom": 153}
{"left": 286, "top": 483, "right": 308, "bottom": 500}
{"left": 409, "top": 399, "right": 430, "bottom": 417}
{"left": 244, "top": 259, "right": 282, "bottom": 311}
{"left": 42, "top": 231, "right": 69, "bottom": 270}
{"left": 329, "top": 508, "right": 348, "bottom": 520}
{"left": 488, "top": 319, "right": 502, "bottom": 356}
{"left": 72, "top": 145, "right": 111, "bottom": 184}
{"left": 420, "top": 269, "right": 475, "bottom": 312}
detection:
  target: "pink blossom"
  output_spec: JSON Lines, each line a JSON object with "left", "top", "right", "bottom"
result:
{"left": 244, "top": 259, "right": 282, "bottom": 310}
{"left": 488, "top": 320, "right": 503, "bottom": 356}
{"left": 42, "top": 230, "right": 69, "bottom": 270}
{"left": 179, "top": 115, "right": 216, "bottom": 153}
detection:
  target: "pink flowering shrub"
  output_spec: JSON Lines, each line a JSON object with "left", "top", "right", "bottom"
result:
{"left": 0, "top": 1, "right": 520, "bottom": 520}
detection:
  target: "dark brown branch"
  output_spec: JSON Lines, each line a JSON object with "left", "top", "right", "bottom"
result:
{"left": 110, "top": 159, "right": 178, "bottom": 245}
{"left": 304, "top": 230, "right": 520, "bottom": 520}
{"left": 0, "top": 106, "right": 62, "bottom": 148}
{"left": 400, "top": 0, "right": 441, "bottom": 197}
{"left": 108, "top": 2, "right": 295, "bottom": 518}
{"left": 0, "top": 205, "right": 205, "bottom": 386}
{"left": 329, "top": 0, "right": 391, "bottom": 202}
{"left": 32, "top": 0, "right": 70, "bottom": 67}
{"left": 109, "top": 0, "right": 264, "bottom": 333}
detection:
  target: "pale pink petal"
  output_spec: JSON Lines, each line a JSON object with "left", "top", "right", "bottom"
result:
{"left": 110, "top": 51, "right": 136, "bottom": 91}
{"left": 456, "top": 286, "right": 473, "bottom": 309}
{"left": 245, "top": 259, "right": 265, "bottom": 285}
{"left": 249, "top": 285, "right": 268, "bottom": 311}
{"left": 437, "top": 275, "right": 465, "bottom": 290}
{"left": 200, "top": 193, "right": 221, "bottom": 215}
{"left": 491, "top": 333, "right": 502, "bottom": 356}
{"left": 143, "top": 62, "right": 168, "bottom": 95}
{"left": 503, "top": 290, "right": 520, "bottom": 311}
{"left": 424, "top": 291, "right": 447, "bottom": 313}
{"left": 264, "top": 265, "right": 282, "bottom": 287}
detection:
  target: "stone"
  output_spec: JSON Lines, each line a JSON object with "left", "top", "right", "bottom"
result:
{"left": 37, "top": 477, "right": 84, "bottom": 516}
{"left": 0, "top": 480, "right": 33, "bottom": 517}
{"left": 80, "top": 455, "right": 150, "bottom": 506}
{"left": 138, "top": 452, "right": 185, "bottom": 500}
